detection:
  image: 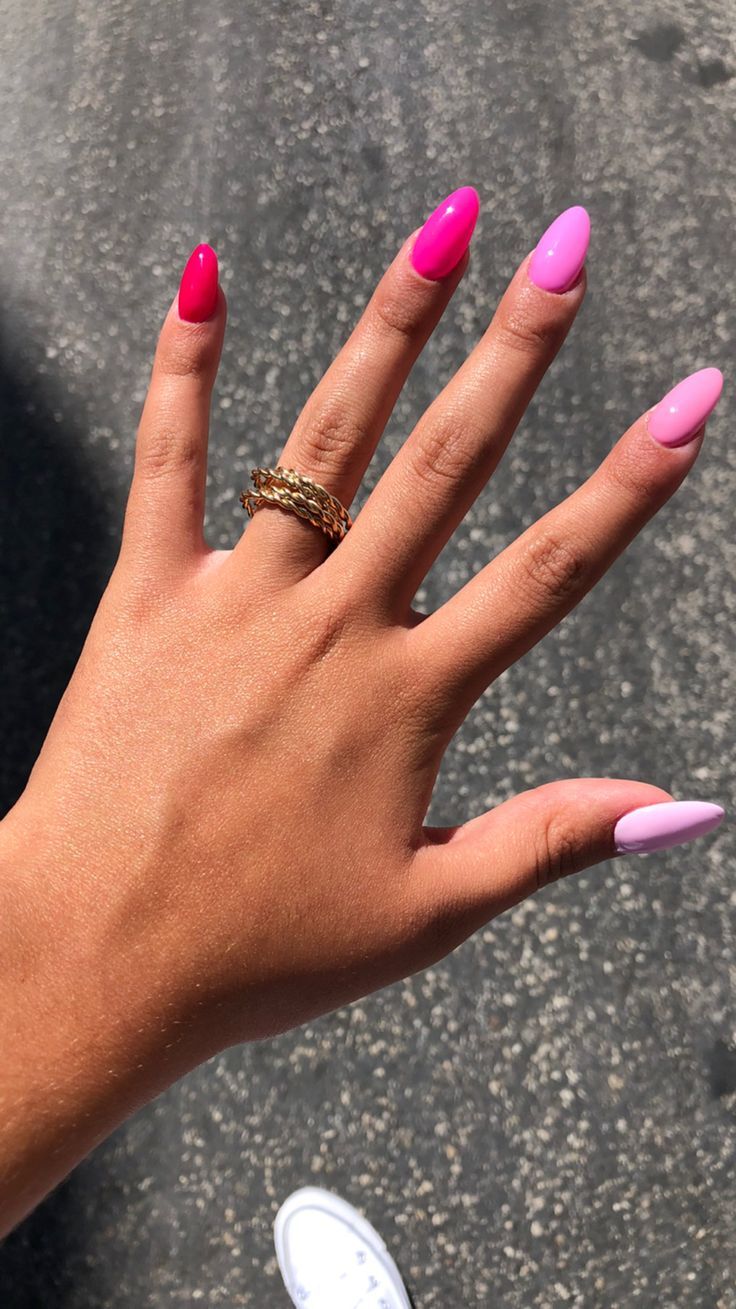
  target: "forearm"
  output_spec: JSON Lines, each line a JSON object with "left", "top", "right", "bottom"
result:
{"left": 0, "top": 814, "right": 202, "bottom": 1236}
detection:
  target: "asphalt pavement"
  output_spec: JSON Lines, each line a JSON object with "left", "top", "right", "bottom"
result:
{"left": 0, "top": 2, "right": 734, "bottom": 1305}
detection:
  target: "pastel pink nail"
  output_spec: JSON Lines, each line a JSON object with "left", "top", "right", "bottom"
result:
{"left": 528, "top": 205, "right": 590, "bottom": 293}
{"left": 178, "top": 243, "right": 219, "bottom": 322}
{"left": 648, "top": 367, "right": 723, "bottom": 448}
{"left": 614, "top": 801, "right": 724, "bottom": 855}
{"left": 411, "top": 186, "right": 480, "bottom": 281}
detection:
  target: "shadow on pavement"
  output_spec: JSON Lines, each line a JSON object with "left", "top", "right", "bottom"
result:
{"left": 0, "top": 351, "right": 115, "bottom": 815}
{"left": 0, "top": 342, "right": 116, "bottom": 1304}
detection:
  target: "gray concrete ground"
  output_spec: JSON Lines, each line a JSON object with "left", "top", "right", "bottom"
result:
{"left": 0, "top": 2, "right": 734, "bottom": 1305}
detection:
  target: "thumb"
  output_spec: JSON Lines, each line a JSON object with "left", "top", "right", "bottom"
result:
{"left": 412, "top": 779, "right": 725, "bottom": 940}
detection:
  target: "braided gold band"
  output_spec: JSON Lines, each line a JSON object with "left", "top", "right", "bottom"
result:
{"left": 240, "top": 466, "right": 352, "bottom": 545}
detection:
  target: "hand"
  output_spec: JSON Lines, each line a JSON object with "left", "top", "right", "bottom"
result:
{"left": 0, "top": 193, "right": 724, "bottom": 1228}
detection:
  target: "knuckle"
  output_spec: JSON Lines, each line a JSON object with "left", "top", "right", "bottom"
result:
{"left": 155, "top": 329, "right": 214, "bottom": 382}
{"left": 369, "top": 254, "right": 439, "bottom": 343}
{"left": 516, "top": 529, "right": 587, "bottom": 607}
{"left": 369, "top": 285, "right": 424, "bottom": 342}
{"left": 534, "top": 812, "right": 585, "bottom": 890}
{"left": 295, "top": 576, "right": 358, "bottom": 666}
{"left": 601, "top": 441, "right": 664, "bottom": 507}
{"left": 298, "top": 402, "right": 367, "bottom": 478}
{"left": 494, "top": 300, "right": 568, "bottom": 360}
{"left": 306, "top": 599, "right": 353, "bottom": 664}
{"left": 135, "top": 424, "right": 201, "bottom": 482}
{"left": 105, "top": 558, "right": 176, "bottom": 630}
{"left": 410, "top": 420, "right": 475, "bottom": 493}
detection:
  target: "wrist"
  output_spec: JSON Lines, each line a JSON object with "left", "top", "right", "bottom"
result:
{"left": 0, "top": 810, "right": 207, "bottom": 1234}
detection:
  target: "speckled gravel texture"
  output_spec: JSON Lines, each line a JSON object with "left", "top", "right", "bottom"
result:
{"left": 0, "top": 2, "right": 734, "bottom": 1306}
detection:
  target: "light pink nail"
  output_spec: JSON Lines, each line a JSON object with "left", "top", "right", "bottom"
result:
{"left": 528, "top": 205, "right": 590, "bottom": 293}
{"left": 648, "top": 367, "right": 724, "bottom": 448}
{"left": 614, "top": 801, "right": 724, "bottom": 855}
{"left": 411, "top": 186, "right": 480, "bottom": 281}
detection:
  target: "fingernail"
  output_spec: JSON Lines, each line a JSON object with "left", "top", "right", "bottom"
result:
{"left": 178, "top": 243, "right": 219, "bottom": 322}
{"left": 528, "top": 205, "right": 590, "bottom": 293}
{"left": 614, "top": 800, "right": 724, "bottom": 855}
{"left": 648, "top": 367, "right": 724, "bottom": 448}
{"left": 411, "top": 186, "right": 480, "bottom": 281}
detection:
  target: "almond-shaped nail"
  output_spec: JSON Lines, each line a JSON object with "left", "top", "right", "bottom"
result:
{"left": 528, "top": 205, "right": 590, "bottom": 293}
{"left": 648, "top": 367, "right": 723, "bottom": 448}
{"left": 411, "top": 186, "right": 480, "bottom": 281}
{"left": 178, "top": 243, "right": 219, "bottom": 322}
{"left": 614, "top": 801, "right": 724, "bottom": 855}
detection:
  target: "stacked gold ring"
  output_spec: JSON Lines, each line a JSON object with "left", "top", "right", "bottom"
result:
{"left": 240, "top": 466, "right": 352, "bottom": 545}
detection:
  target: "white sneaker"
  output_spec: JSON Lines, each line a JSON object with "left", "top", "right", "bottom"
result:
{"left": 274, "top": 1186, "right": 413, "bottom": 1309}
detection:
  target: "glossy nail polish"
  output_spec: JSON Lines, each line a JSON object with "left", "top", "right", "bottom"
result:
{"left": 411, "top": 186, "right": 480, "bottom": 281}
{"left": 614, "top": 801, "right": 724, "bottom": 854}
{"left": 648, "top": 367, "right": 723, "bottom": 447}
{"left": 528, "top": 205, "right": 590, "bottom": 293}
{"left": 178, "top": 243, "right": 219, "bottom": 322}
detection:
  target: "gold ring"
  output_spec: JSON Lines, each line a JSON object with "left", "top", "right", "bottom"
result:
{"left": 240, "top": 466, "right": 352, "bottom": 545}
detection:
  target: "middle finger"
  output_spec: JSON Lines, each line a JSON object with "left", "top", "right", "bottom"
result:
{"left": 337, "top": 206, "right": 591, "bottom": 611}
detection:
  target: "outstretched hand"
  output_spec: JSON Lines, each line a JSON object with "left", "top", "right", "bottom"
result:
{"left": 0, "top": 191, "right": 723, "bottom": 1232}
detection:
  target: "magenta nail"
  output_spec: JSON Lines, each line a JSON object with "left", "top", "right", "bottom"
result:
{"left": 648, "top": 367, "right": 723, "bottom": 448}
{"left": 411, "top": 186, "right": 480, "bottom": 282}
{"left": 614, "top": 801, "right": 724, "bottom": 855}
{"left": 528, "top": 205, "right": 590, "bottom": 293}
{"left": 178, "top": 243, "right": 219, "bottom": 323}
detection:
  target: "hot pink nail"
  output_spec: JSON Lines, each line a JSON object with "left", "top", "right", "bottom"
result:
{"left": 528, "top": 205, "right": 590, "bottom": 293}
{"left": 614, "top": 801, "right": 724, "bottom": 855}
{"left": 648, "top": 367, "right": 723, "bottom": 448}
{"left": 411, "top": 187, "right": 480, "bottom": 281}
{"left": 178, "top": 243, "right": 219, "bottom": 322}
